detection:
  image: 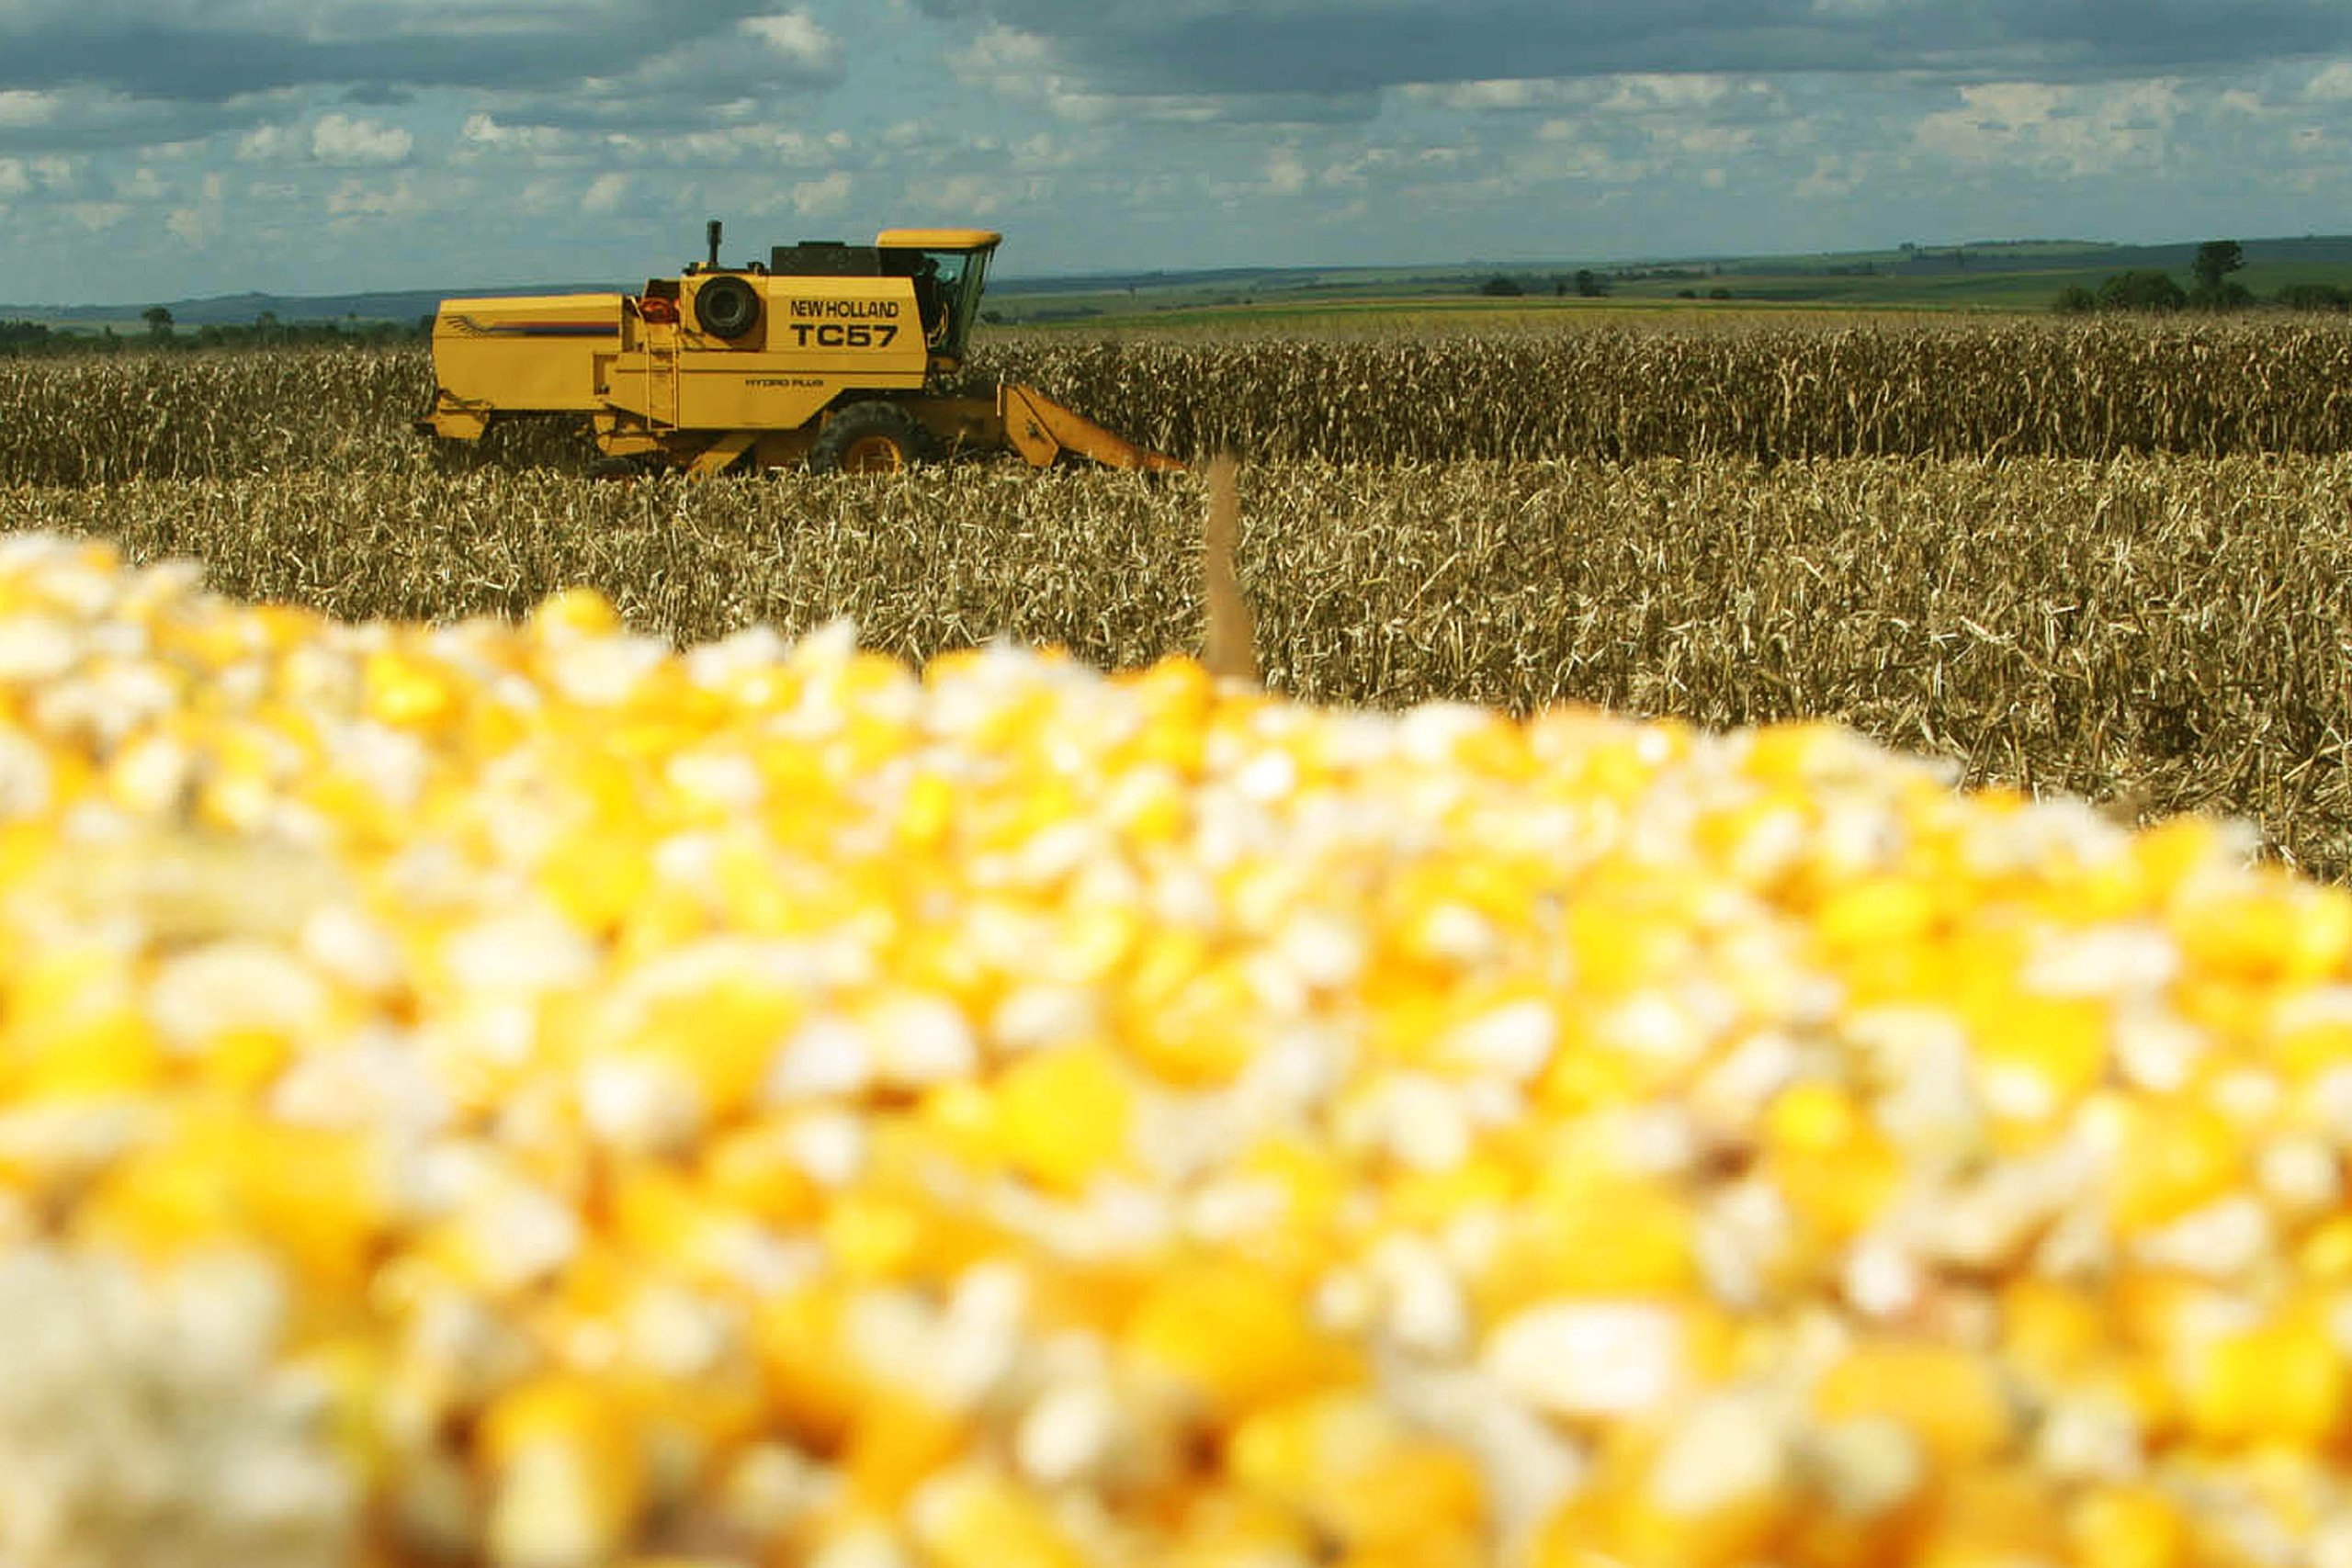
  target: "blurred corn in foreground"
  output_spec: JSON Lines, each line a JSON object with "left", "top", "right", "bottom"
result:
{"left": 2, "top": 535, "right": 2351, "bottom": 1568}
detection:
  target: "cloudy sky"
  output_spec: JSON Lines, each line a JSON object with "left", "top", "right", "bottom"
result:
{"left": 2, "top": 0, "right": 2349, "bottom": 305}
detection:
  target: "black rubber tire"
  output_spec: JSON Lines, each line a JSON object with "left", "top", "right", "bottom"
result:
{"left": 808, "top": 401, "right": 935, "bottom": 474}
{"left": 694, "top": 275, "right": 761, "bottom": 339}
{"left": 588, "top": 454, "right": 661, "bottom": 482}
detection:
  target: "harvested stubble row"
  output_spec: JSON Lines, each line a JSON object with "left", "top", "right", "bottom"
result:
{"left": 5, "top": 534, "right": 2352, "bottom": 1568}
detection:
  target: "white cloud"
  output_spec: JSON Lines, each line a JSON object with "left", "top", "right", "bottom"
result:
{"left": 69, "top": 200, "right": 130, "bottom": 231}
{"left": 0, "top": 90, "right": 57, "bottom": 128}
{"left": 235, "top": 123, "right": 298, "bottom": 162}
{"left": 956, "top": 25, "right": 1057, "bottom": 96}
{"left": 1794, "top": 152, "right": 1868, "bottom": 199}
{"left": 1519, "top": 131, "right": 1646, "bottom": 185}
{"left": 2306, "top": 60, "right": 2352, "bottom": 101}
{"left": 954, "top": 25, "right": 1242, "bottom": 124}
{"left": 742, "top": 11, "right": 839, "bottom": 73}
{"left": 1009, "top": 133, "right": 1079, "bottom": 170}
{"left": 241, "top": 115, "right": 415, "bottom": 165}
{"left": 581, "top": 171, "right": 630, "bottom": 213}
{"left": 0, "top": 160, "right": 28, "bottom": 200}
{"left": 311, "top": 113, "right": 413, "bottom": 165}
{"left": 1670, "top": 124, "right": 1758, "bottom": 158}
{"left": 458, "top": 113, "right": 571, "bottom": 153}
{"left": 662, "top": 123, "right": 833, "bottom": 163}
{"left": 790, "top": 170, "right": 852, "bottom": 215}
{"left": 1913, "top": 79, "right": 2182, "bottom": 179}
{"left": 1264, "top": 147, "right": 1309, "bottom": 195}
{"left": 324, "top": 175, "right": 426, "bottom": 221}
{"left": 1591, "top": 73, "right": 1750, "bottom": 114}
{"left": 924, "top": 172, "right": 1027, "bottom": 219}
{"left": 1399, "top": 79, "right": 1557, "bottom": 111}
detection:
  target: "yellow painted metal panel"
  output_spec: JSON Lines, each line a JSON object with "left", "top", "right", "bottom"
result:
{"left": 431, "top": 295, "right": 623, "bottom": 414}
{"left": 999, "top": 385, "right": 1184, "bottom": 471}
{"left": 727, "top": 276, "right": 930, "bottom": 375}
{"left": 670, "top": 369, "right": 844, "bottom": 434}
{"left": 874, "top": 228, "right": 1002, "bottom": 251}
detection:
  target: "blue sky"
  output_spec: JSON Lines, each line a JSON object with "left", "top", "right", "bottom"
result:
{"left": 1, "top": 0, "right": 2349, "bottom": 304}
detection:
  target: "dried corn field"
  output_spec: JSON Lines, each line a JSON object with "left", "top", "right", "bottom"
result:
{"left": 12, "top": 317, "right": 2352, "bottom": 483}
{"left": 9, "top": 451, "right": 2352, "bottom": 880}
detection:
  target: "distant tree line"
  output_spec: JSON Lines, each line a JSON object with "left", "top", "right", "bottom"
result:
{"left": 1479, "top": 267, "right": 1729, "bottom": 300}
{"left": 2055, "top": 240, "right": 2351, "bottom": 315}
{"left": 0, "top": 309, "right": 426, "bottom": 356}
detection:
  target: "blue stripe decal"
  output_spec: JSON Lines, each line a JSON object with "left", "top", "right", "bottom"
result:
{"left": 447, "top": 316, "right": 619, "bottom": 338}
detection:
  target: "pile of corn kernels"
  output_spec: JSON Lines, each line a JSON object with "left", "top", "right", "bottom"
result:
{"left": 2, "top": 531, "right": 2350, "bottom": 1568}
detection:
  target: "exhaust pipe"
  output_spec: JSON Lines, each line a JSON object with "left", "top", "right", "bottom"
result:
{"left": 707, "top": 219, "right": 722, "bottom": 271}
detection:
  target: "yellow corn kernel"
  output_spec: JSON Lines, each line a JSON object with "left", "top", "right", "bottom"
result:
{"left": 1126, "top": 1262, "right": 1360, "bottom": 1419}
{"left": 1765, "top": 1079, "right": 1864, "bottom": 1154}
{"left": 1972, "top": 994, "right": 2111, "bottom": 1126}
{"left": 2000, "top": 1280, "right": 2109, "bottom": 1381}
{"left": 529, "top": 586, "right": 624, "bottom": 639}
{"left": 2177, "top": 884, "right": 2352, "bottom": 984}
{"left": 820, "top": 1191, "right": 928, "bottom": 1283}
{"left": 2107, "top": 1099, "right": 2248, "bottom": 1234}
{"left": 1227, "top": 1393, "right": 1484, "bottom": 1550}
{"left": 1762, "top": 1082, "right": 1902, "bottom": 1241}
{"left": 910, "top": 1468, "right": 1087, "bottom": 1568}
{"left": 363, "top": 647, "right": 459, "bottom": 728}
{"left": 843, "top": 1389, "right": 968, "bottom": 1511}
{"left": 1163, "top": 1490, "right": 1317, "bottom": 1568}
{"left": 12, "top": 1000, "right": 166, "bottom": 1101}
{"left": 1487, "top": 1179, "right": 1698, "bottom": 1303}
{"left": 697, "top": 1129, "right": 822, "bottom": 1226}
{"left": 2070, "top": 1485, "right": 2191, "bottom": 1568}
{"left": 75, "top": 1115, "right": 383, "bottom": 1295}
{"left": 540, "top": 833, "right": 652, "bottom": 934}
{"left": 2179, "top": 1316, "right": 2347, "bottom": 1449}
{"left": 481, "top": 1377, "right": 645, "bottom": 1568}
{"left": 2297, "top": 1214, "right": 2352, "bottom": 1281}
{"left": 1906, "top": 1470, "right": 2067, "bottom": 1568}
{"left": 750, "top": 1288, "right": 863, "bottom": 1450}
{"left": 896, "top": 768, "right": 958, "bottom": 850}
{"left": 1813, "top": 1343, "right": 2018, "bottom": 1466}
{"left": 991, "top": 1044, "right": 1134, "bottom": 1194}
{"left": 635, "top": 978, "right": 805, "bottom": 1125}
{"left": 1815, "top": 874, "right": 1941, "bottom": 955}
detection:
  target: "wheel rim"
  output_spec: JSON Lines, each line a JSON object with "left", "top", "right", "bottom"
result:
{"left": 839, "top": 434, "right": 908, "bottom": 473}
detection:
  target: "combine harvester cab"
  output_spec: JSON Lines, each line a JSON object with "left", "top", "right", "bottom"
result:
{"left": 415, "top": 222, "right": 1181, "bottom": 477}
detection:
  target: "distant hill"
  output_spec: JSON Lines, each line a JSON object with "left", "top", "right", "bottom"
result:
{"left": 7, "top": 232, "right": 2352, "bottom": 329}
{"left": 0, "top": 285, "right": 619, "bottom": 331}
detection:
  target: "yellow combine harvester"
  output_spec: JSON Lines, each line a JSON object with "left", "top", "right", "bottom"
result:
{"left": 413, "top": 221, "right": 1180, "bottom": 476}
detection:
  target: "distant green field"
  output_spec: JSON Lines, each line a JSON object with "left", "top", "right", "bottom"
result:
{"left": 988, "top": 234, "right": 2352, "bottom": 329}
{"left": 1005, "top": 295, "right": 1946, "bottom": 336}
{"left": 12, "top": 232, "right": 2352, "bottom": 340}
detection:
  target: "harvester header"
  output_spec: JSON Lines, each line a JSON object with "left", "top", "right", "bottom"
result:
{"left": 413, "top": 221, "right": 1179, "bottom": 477}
